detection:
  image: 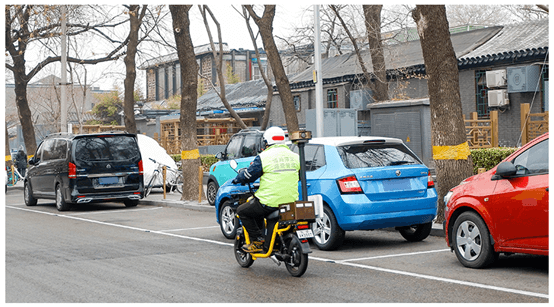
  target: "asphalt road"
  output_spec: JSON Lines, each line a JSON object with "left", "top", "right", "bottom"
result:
{"left": 5, "top": 187, "right": 549, "bottom": 303}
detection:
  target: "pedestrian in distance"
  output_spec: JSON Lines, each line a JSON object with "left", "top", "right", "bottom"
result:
{"left": 14, "top": 147, "right": 27, "bottom": 178}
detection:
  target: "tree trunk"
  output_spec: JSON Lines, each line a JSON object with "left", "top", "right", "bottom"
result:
{"left": 363, "top": 5, "right": 389, "bottom": 102}
{"left": 244, "top": 5, "right": 299, "bottom": 132}
{"left": 169, "top": 5, "right": 204, "bottom": 202}
{"left": 412, "top": 5, "right": 473, "bottom": 223}
{"left": 242, "top": 6, "right": 273, "bottom": 130}
{"left": 13, "top": 67, "right": 37, "bottom": 154}
{"left": 123, "top": 5, "right": 146, "bottom": 134}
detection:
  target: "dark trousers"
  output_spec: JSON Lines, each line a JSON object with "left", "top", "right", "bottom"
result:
{"left": 17, "top": 168, "right": 26, "bottom": 178}
{"left": 236, "top": 197, "right": 278, "bottom": 241}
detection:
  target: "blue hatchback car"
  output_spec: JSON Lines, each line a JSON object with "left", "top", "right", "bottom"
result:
{"left": 215, "top": 136, "right": 438, "bottom": 250}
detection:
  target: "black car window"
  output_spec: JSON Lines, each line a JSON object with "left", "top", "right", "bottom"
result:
{"left": 41, "top": 139, "right": 56, "bottom": 161}
{"left": 74, "top": 135, "right": 140, "bottom": 164}
{"left": 241, "top": 134, "right": 261, "bottom": 158}
{"left": 34, "top": 141, "right": 44, "bottom": 162}
{"left": 512, "top": 138, "right": 549, "bottom": 175}
{"left": 338, "top": 143, "right": 420, "bottom": 169}
{"left": 291, "top": 144, "right": 326, "bottom": 171}
{"left": 52, "top": 139, "right": 68, "bottom": 160}
{"left": 225, "top": 135, "right": 243, "bottom": 160}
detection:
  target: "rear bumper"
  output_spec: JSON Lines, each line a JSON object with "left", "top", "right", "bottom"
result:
{"left": 70, "top": 191, "right": 143, "bottom": 204}
{"left": 331, "top": 191, "right": 438, "bottom": 231}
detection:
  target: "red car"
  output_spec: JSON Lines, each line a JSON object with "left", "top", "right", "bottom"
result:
{"left": 444, "top": 132, "right": 548, "bottom": 268}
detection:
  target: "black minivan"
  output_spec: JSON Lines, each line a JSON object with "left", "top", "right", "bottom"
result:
{"left": 24, "top": 132, "right": 144, "bottom": 211}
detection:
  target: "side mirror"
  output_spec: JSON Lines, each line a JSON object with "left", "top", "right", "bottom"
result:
{"left": 494, "top": 162, "right": 517, "bottom": 179}
{"left": 215, "top": 152, "right": 223, "bottom": 160}
{"left": 28, "top": 157, "right": 37, "bottom": 165}
{"left": 229, "top": 160, "right": 238, "bottom": 170}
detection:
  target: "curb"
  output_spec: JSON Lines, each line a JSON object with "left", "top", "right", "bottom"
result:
{"left": 139, "top": 198, "right": 215, "bottom": 213}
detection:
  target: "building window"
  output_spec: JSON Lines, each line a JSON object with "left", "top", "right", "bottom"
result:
{"left": 475, "top": 71, "right": 489, "bottom": 118}
{"left": 327, "top": 88, "right": 338, "bottom": 108}
{"left": 293, "top": 95, "right": 301, "bottom": 111}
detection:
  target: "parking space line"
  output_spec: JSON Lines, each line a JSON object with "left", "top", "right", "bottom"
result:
{"left": 340, "top": 261, "right": 548, "bottom": 299}
{"left": 7, "top": 205, "right": 548, "bottom": 300}
{"left": 66, "top": 207, "right": 163, "bottom": 215}
{"left": 336, "top": 249, "right": 451, "bottom": 263}
{"left": 158, "top": 226, "right": 219, "bottom": 232}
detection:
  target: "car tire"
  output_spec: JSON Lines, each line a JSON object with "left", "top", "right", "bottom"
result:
{"left": 24, "top": 180, "right": 37, "bottom": 206}
{"left": 398, "top": 222, "right": 432, "bottom": 242}
{"left": 452, "top": 211, "right": 498, "bottom": 269}
{"left": 55, "top": 184, "right": 71, "bottom": 211}
{"left": 311, "top": 205, "right": 345, "bottom": 251}
{"left": 219, "top": 200, "right": 238, "bottom": 239}
{"left": 124, "top": 200, "right": 138, "bottom": 207}
{"left": 206, "top": 181, "right": 218, "bottom": 206}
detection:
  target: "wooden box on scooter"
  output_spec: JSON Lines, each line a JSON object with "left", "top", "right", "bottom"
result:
{"left": 279, "top": 201, "right": 316, "bottom": 224}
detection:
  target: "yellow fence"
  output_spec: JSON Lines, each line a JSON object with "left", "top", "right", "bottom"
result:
{"left": 464, "top": 111, "right": 498, "bottom": 149}
{"left": 520, "top": 103, "right": 549, "bottom": 145}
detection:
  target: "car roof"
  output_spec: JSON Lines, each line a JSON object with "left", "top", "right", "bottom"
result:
{"left": 308, "top": 136, "right": 404, "bottom": 147}
{"left": 43, "top": 131, "right": 134, "bottom": 140}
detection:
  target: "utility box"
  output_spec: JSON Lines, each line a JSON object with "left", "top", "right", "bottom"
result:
{"left": 507, "top": 65, "right": 541, "bottom": 93}
{"left": 350, "top": 89, "right": 373, "bottom": 110}
{"left": 368, "top": 98, "right": 433, "bottom": 168}
{"left": 306, "top": 108, "right": 358, "bottom": 137}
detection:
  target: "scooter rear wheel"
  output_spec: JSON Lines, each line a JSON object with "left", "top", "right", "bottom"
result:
{"left": 234, "top": 234, "right": 254, "bottom": 268}
{"left": 284, "top": 235, "right": 308, "bottom": 277}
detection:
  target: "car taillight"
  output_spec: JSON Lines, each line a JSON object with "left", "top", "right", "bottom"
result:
{"left": 68, "top": 162, "right": 76, "bottom": 179}
{"left": 138, "top": 160, "right": 144, "bottom": 175}
{"left": 427, "top": 170, "right": 434, "bottom": 188}
{"left": 337, "top": 176, "right": 362, "bottom": 194}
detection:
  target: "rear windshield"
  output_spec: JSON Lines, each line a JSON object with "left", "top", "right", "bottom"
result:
{"left": 74, "top": 135, "right": 140, "bottom": 163}
{"left": 337, "top": 143, "right": 421, "bottom": 169}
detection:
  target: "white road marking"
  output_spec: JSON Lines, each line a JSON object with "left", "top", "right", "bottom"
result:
{"left": 157, "top": 226, "right": 219, "bottom": 232}
{"left": 67, "top": 207, "right": 163, "bottom": 215}
{"left": 7, "top": 205, "right": 548, "bottom": 300}
{"left": 336, "top": 248, "right": 451, "bottom": 263}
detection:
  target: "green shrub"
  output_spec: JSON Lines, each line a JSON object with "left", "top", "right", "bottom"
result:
{"left": 169, "top": 154, "right": 218, "bottom": 172}
{"left": 470, "top": 147, "right": 518, "bottom": 174}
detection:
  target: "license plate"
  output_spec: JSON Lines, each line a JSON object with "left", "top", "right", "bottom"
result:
{"left": 383, "top": 178, "right": 411, "bottom": 191}
{"left": 98, "top": 177, "right": 119, "bottom": 185}
{"left": 296, "top": 229, "right": 314, "bottom": 239}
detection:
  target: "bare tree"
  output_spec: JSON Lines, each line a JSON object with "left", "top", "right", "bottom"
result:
{"left": 363, "top": 5, "right": 389, "bottom": 102}
{"left": 412, "top": 5, "right": 474, "bottom": 223}
{"left": 168, "top": 5, "right": 203, "bottom": 202}
{"left": 244, "top": 5, "right": 299, "bottom": 132}
{"left": 122, "top": 5, "right": 148, "bottom": 134}
{"left": 198, "top": 5, "right": 247, "bottom": 129}
{"left": 240, "top": 6, "right": 273, "bottom": 130}
{"left": 5, "top": 5, "right": 130, "bottom": 154}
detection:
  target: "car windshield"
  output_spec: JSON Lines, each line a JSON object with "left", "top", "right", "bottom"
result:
{"left": 338, "top": 143, "right": 420, "bottom": 169}
{"left": 74, "top": 135, "right": 140, "bottom": 163}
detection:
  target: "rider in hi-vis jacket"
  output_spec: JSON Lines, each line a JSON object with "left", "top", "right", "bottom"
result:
{"left": 232, "top": 126, "right": 300, "bottom": 252}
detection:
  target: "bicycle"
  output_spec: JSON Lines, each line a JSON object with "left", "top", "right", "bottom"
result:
{"left": 6, "top": 166, "right": 23, "bottom": 186}
{"left": 144, "top": 158, "right": 183, "bottom": 197}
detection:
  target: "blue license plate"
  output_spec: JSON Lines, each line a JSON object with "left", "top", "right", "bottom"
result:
{"left": 98, "top": 177, "right": 119, "bottom": 185}
{"left": 383, "top": 179, "right": 410, "bottom": 191}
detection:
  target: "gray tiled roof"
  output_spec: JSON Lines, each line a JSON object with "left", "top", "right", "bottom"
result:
{"left": 289, "top": 26, "right": 502, "bottom": 84}
{"left": 196, "top": 78, "right": 269, "bottom": 111}
{"left": 461, "top": 18, "right": 548, "bottom": 59}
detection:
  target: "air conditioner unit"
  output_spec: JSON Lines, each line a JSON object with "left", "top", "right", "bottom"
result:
{"left": 488, "top": 89, "right": 509, "bottom": 107}
{"left": 486, "top": 70, "right": 507, "bottom": 88}
{"left": 507, "top": 65, "right": 541, "bottom": 93}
